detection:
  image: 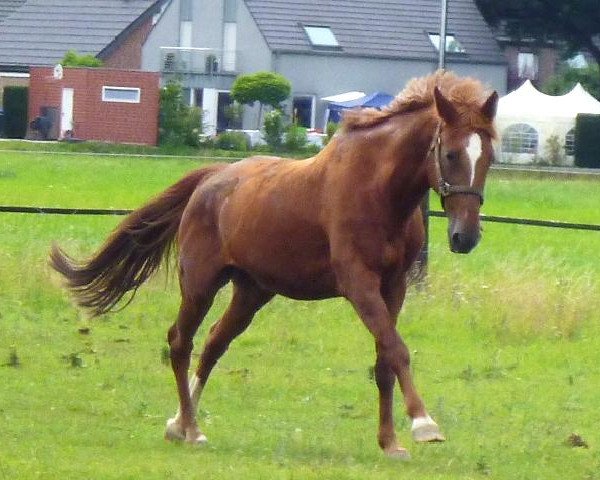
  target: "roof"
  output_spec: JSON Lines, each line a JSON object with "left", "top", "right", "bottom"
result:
{"left": 0, "top": 0, "right": 24, "bottom": 21}
{"left": 0, "top": 0, "right": 164, "bottom": 68}
{"left": 243, "top": 0, "right": 505, "bottom": 64}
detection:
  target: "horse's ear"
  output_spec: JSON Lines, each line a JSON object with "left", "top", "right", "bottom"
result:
{"left": 434, "top": 86, "right": 459, "bottom": 125}
{"left": 481, "top": 91, "right": 499, "bottom": 121}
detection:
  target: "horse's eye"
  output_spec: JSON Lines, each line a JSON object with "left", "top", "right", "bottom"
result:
{"left": 446, "top": 151, "right": 459, "bottom": 162}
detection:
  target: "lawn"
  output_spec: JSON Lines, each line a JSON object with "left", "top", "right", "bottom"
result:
{"left": 1, "top": 150, "right": 599, "bottom": 479}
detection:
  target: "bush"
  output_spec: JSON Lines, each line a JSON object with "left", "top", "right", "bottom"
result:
{"left": 542, "top": 134, "right": 566, "bottom": 166}
{"left": 284, "top": 124, "right": 308, "bottom": 151}
{"left": 215, "top": 131, "right": 249, "bottom": 151}
{"left": 323, "top": 121, "right": 339, "bottom": 146}
{"left": 159, "top": 81, "right": 203, "bottom": 147}
{"left": 61, "top": 50, "right": 103, "bottom": 68}
{"left": 263, "top": 109, "right": 284, "bottom": 151}
{"left": 543, "top": 65, "right": 600, "bottom": 100}
{"left": 574, "top": 114, "right": 600, "bottom": 168}
{"left": 3, "top": 86, "right": 28, "bottom": 138}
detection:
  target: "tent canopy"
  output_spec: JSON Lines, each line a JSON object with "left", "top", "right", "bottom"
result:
{"left": 328, "top": 91, "right": 395, "bottom": 111}
{"left": 325, "top": 91, "right": 395, "bottom": 123}
{"left": 498, "top": 80, "right": 600, "bottom": 119}
{"left": 320, "top": 91, "right": 365, "bottom": 103}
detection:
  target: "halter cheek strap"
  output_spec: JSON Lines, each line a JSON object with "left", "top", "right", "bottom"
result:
{"left": 428, "top": 122, "right": 484, "bottom": 208}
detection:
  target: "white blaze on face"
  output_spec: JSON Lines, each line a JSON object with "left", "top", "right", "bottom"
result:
{"left": 466, "top": 133, "right": 482, "bottom": 186}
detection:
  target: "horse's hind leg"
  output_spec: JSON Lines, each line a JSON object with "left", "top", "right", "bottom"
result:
{"left": 166, "top": 272, "right": 273, "bottom": 444}
{"left": 164, "top": 238, "right": 228, "bottom": 443}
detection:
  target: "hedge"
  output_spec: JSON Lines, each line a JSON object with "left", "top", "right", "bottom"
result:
{"left": 575, "top": 114, "right": 600, "bottom": 168}
{"left": 3, "top": 86, "right": 28, "bottom": 138}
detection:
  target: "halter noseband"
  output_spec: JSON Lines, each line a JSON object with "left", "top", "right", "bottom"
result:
{"left": 428, "top": 122, "right": 484, "bottom": 208}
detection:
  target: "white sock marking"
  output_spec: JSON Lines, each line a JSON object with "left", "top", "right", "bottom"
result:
{"left": 172, "top": 374, "right": 203, "bottom": 423}
{"left": 411, "top": 415, "right": 437, "bottom": 431}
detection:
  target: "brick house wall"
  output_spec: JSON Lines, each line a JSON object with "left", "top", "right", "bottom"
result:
{"left": 29, "top": 66, "right": 159, "bottom": 145}
{"left": 101, "top": 16, "right": 154, "bottom": 70}
{"left": 503, "top": 44, "right": 560, "bottom": 91}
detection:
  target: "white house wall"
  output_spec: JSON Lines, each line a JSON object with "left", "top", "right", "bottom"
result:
{"left": 142, "top": 0, "right": 180, "bottom": 73}
{"left": 276, "top": 53, "right": 506, "bottom": 130}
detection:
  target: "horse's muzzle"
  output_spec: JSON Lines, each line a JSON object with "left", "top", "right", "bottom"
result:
{"left": 448, "top": 214, "right": 481, "bottom": 254}
{"left": 450, "top": 230, "right": 480, "bottom": 254}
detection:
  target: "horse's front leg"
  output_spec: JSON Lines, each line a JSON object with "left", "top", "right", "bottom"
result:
{"left": 336, "top": 263, "right": 443, "bottom": 458}
{"left": 381, "top": 273, "right": 446, "bottom": 446}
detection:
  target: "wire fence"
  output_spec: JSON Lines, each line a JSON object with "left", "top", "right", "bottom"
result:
{"left": 1, "top": 204, "right": 599, "bottom": 232}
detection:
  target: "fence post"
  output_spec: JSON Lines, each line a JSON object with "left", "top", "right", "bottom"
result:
{"left": 417, "top": 0, "right": 448, "bottom": 280}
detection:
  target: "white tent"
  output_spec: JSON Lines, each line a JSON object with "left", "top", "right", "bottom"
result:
{"left": 496, "top": 80, "right": 600, "bottom": 165}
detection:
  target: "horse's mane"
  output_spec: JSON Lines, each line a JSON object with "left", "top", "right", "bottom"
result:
{"left": 342, "top": 70, "right": 496, "bottom": 137}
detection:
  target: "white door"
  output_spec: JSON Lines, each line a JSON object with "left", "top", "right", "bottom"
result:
{"left": 60, "top": 88, "right": 74, "bottom": 138}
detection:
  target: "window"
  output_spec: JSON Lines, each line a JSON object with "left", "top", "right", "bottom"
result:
{"left": 303, "top": 25, "right": 339, "bottom": 48}
{"left": 102, "top": 86, "right": 141, "bottom": 103}
{"left": 502, "top": 123, "right": 538, "bottom": 154}
{"left": 565, "top": 128, "right": 575, "bottom": 156}
{"left": 428, "top": 33, "right": 466, "bottom": 53}
{"left": 517, "top": 52, "right": 538, "bottom": 80}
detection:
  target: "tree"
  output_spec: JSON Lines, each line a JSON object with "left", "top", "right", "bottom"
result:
{"left": 159, "top": 81, "right": 203, "bottom": 147}
{"left": 231, "top": 71, "right": 291, "bottom": 127}
{"left": 543, "top": 64, "right": 600, "bottom": 99}
{"left": 475, "top": 0, "right": 600, "bottom": 67}
{"left": 61, "top": 49, "right": 103, "bottom": 67}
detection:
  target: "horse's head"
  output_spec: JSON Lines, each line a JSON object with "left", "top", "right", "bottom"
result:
{"left": 428, "top": 86, "right": 498, "bottom": 254}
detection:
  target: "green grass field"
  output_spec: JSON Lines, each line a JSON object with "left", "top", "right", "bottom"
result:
{"left": 1, "top": 150, "right": 600, "bottom": 479}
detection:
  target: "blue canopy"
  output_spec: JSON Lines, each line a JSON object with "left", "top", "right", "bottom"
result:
{"left": 327, "top": 92, "right": 395, "bottom": 123}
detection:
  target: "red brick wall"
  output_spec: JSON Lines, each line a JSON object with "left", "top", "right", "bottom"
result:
{"left": 29, "top": 66, "right": 159, "bottom": 145}
{"left": 102, "top": 17, "right": 154, "bottom": 70}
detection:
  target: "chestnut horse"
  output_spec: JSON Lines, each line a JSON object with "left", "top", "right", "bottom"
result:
{"left": 50, "top": 71, "right": 498, "bottom": 459}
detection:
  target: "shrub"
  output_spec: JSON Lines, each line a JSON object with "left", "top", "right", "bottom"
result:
{"left": 3, "top": 86, "right": 28, "bottom": 138}
{"left": 284, "top": 124, "right": 308, "bottom": 151}
{"left": 323, "top": 121, "right": 339, "bottom": 146}
{"left": 543, "top": 134, "right": 566, "bottom": 166}
{"left": 263, "top": 109, "right": 285, "bottom": 151}
{"left": 215, "top": 131, "right": 248, "bottom": 151}
{"left": 159, "top": 81, "right": 203, "bottom": 147}
{"left": 62, "top": 49, "right": 103, "bottom": 67}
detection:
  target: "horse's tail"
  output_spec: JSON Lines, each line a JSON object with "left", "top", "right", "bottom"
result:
{"left": 50, "top": 164, "right": 224, "bottom": 317}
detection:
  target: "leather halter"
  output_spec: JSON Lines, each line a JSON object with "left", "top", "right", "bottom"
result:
{"left": 428, "top": 121, "right": 485, "bottom": 208}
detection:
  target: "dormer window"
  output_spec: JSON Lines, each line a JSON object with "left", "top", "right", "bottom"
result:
{"left": 303, "top": 25, "right": 340, "bottom": 49}
{"left": 428, "top": 33, "right": 466, "bottom": 53}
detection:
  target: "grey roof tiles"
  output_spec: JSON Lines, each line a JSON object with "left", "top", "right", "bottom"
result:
{"left": 0, "top": 0, "right": 162, "bottom": 67}
{"left": 244, "top": 0, "right": 505, "bottom": 64}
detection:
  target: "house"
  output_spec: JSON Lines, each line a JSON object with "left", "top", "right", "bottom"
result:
{"left": 0, "top": 0, "right": 167, "bottom": 71}
{"left": 0, "top": 0, "right": 167, "bottom": 105}
{"left": 142, "top": 0, "right": 507, "bottom": 133}
{"left": 0, "top": 0, "right": 507, "bottom": 137}
{"left": 485, "top": 24, "right": 560, "bottom": 92}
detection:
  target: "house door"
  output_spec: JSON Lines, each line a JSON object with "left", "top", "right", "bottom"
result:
{"left": 60, "top": 88, "right": 74, "bottom": 138}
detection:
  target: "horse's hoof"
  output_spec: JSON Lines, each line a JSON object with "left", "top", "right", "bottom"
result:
{"left": 165, "top": 418, "right": 207, "bottom": 444}
{"left": 185, "top": 431, "right": 208, "bottom": 445}
{"left": 384, "top": 446, "right": 411, "bottom": 460}
{"left": 411, "top": 416, "right": 446, "bottom": 443}
{"left": 165, "top": 418, "right": 185, "bottom": 442}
